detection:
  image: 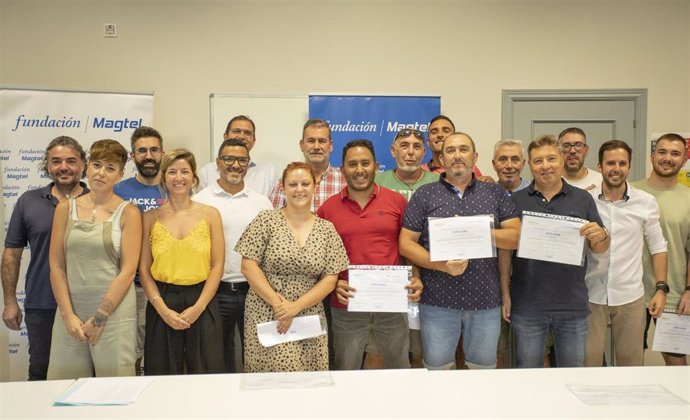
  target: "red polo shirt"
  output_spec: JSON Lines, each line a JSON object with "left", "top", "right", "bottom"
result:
{"left": 317, "top": 184, "right": 408, "bottom": 309}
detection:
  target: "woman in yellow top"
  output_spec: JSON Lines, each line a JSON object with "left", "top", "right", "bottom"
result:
{"left": 139, "top": 148, "right": 225, "bottom": 375}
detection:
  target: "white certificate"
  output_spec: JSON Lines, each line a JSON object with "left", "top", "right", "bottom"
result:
{"left": 652, "top": 312, "right": 690, "bottom": 355}
{"left": 428, "top": 215, "right": 494, "bottom": 262}
{"left": 517, "top": 211, "right": 587, "bottom": 266}
{"left": 256, "top": 315, "right": 325, "bottom": 347}
{"left": 347, "top": 265, "right": 410, "bottom": 313}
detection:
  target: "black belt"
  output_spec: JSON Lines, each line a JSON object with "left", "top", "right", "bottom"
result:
{"left": 219, "top": 281, "right": 249, "bottom": 293}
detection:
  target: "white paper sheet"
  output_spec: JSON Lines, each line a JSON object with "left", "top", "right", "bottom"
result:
{"left": 652, "top": 312, "right": 690, "bottom": 355}
{"left": 53, "top": 377, "right": 154, "bottom": 406}
{"left": 517, "top": 211, "right": 587, "bottom": 266}
{"left": 256, "top": 314, "right": 325, "bottom": 347}
{"left": 408, "top": 302, "right": 420, "bottom": 330}
{"left": 347, "top": 265, "right": 410, "bottom": 313}
{"left": 428, "top": 215, "right": 494, "bottom": 261}
{"left": 566, "top": 383, "right": 689, "bottom": 406}
{"left": 240, "top": 371, "right": 335, "bottom": 390}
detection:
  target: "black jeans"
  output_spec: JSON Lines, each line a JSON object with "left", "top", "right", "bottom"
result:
{"left": 216, "top": 281, "right": 248, "bottom": 373}
{"left": 24, "top": 308, "right": 56, "bottom": 381}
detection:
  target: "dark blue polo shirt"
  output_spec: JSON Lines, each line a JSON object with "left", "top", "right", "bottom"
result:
{"left": 403, "top": 174, "right": 519, "bottom": 311}
{"left": 510, "top": 180, "right": 603, "bottom": 316}
{"left": 4, "top": 182, "right": 89, "bottom": 310}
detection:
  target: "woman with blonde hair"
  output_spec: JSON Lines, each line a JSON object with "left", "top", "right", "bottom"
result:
{"left": 139, "top": 148, "right": 225, "bottom": 374}
{"left": 48, "top": 139, "right": 141, "bottom": 379}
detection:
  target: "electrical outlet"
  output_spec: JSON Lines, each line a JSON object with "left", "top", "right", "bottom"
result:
{"left": 104, "top": 23, "right": 118, "bottom": 38}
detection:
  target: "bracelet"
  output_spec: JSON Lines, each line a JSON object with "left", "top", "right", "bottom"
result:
{"left": 655, "top": 282, "right": 670, "bottom": 294}
{"left": 150, "top": 295, "right": 161, "bottom": 303}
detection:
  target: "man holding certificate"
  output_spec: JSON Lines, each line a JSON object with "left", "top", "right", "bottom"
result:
{"left": 633, "top": 132, "right": 690, "bottom": 366}
{"left": 584, "top": 140, "right": 668, "bottom": 367}
{"left": 317, "top": 140, "right": 422, "bottom": 370}
{"left": 399, "top": 132, "right": 521, "bottom": 370}
{"left": 510, "top": 135, "right": 610, "bottom": 369}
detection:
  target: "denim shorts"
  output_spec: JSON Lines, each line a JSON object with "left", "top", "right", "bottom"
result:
{"left": 420, "top": 304, "right": 501, "bottom": 369}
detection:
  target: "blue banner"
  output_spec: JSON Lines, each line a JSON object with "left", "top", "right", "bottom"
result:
{"left": 309, "top": 95, "right": 441, "bottom": 171}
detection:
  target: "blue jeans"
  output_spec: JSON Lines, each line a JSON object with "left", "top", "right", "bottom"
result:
{"left": 420, "top": 304, "right": 501, "bottom": 369}
{"left": 512, "top": 312, "right": 588, "bottom": 368}
{"left": 25, "top": 308, "right": 56, "bottom": 381}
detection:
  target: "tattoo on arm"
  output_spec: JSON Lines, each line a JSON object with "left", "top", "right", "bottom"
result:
{"left": 98, "top": 299, "right": 114, "bottom": 315}
{"left": 91, "top": 311, "right": 107, "bottom": 327}
{"left": 91, "top": 299, "right": 114, "bottom": 327}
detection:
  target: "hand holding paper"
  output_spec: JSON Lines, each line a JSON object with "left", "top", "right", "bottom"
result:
{"left": 336, "top": 279, "right": 356, "bottom": 305}
{"left": 347, "top": 265, "right": 411, "bottom": 313}
{"left": 428, "top": 215, "right": 495, "bottom": 262}
{"left": 257, "top": 315, "right": 325, "bottom": 347}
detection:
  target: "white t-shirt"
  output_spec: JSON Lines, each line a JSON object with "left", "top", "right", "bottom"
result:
{"left": 565, "top": 167, "right": 603, "bottom": 192}
{"left": 193, "top": 183, "right": 272, "bottom": 283}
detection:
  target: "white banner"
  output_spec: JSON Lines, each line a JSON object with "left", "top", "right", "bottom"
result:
{"left": 0, "top": 88, "right": 153, "bottom": 381}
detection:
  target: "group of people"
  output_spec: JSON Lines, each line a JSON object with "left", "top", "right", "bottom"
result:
{"left": 2, "top": 114, "right": 688, "bottom": 381}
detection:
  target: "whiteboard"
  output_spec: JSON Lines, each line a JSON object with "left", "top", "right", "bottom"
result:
{"left": 209, "top": 94, "right": 308, "bottom": 172}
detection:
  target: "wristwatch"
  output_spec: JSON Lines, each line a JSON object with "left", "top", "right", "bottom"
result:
{"left": 655, "top": 281, "right": 670, "bottom": 294}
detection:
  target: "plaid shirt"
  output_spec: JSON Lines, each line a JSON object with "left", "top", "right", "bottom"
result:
{"left": 270, "top": 164, "right": 345, "bottom": 212}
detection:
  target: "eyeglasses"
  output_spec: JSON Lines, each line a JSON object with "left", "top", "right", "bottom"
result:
{"left": 560, "top": 142, "right": 587, "bottom": 152}
{"left": 134, "top": 147, "right": 162, "bottom": 156}
{"left": 228, "top": 128, "right": 254, "bottom": 137}
{"left": 395, "top": 129, "right": 424, "bottom": 140}
{"left": 220, "top": 155, "right": 250, "bottom": 166}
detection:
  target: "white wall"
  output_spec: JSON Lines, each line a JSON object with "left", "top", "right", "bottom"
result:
{"left": 1, "top": 0, "right": 688, "bottom": 169}
{"left": 1, "top": 0, "right": 689, "bottom": 379}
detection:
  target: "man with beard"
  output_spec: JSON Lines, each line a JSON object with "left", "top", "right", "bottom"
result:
{"left": 584, "top": 140, "right": 667, "bottom": 367}
{"left": 492, "top": 139, "right": 529, "bottom": 195}
{"left": 510, "top": 135, "right": 609, "bottom": 368}
{"left": 194, "top": 139, "right": 272, "bottom": 372}
{"left": 633, "top": 133, "right": 690, "bottom": 366}
{"left": 2, "top": 136, "right": 89, "bottom": 380}
{"left": 198, "top": 115, "right": 276, "bottom": 196}
{"left": 376, "top": 128, "right": 439, "bottom": 200}
{"left": 400, "top": 132, "right": 520, "bottom": 370}
{"left": 114, "top": 126, "right": 166, "bottom": 374}
{"left": 270, "top": 119, "right": 344, "bottom": 211}
{"left": 558, "top": 127, "right": 602, "bottom": 191}
{"left": 317, "top": 140, "right": 421, "bottom": 370}
{"left": 374, "top": 127, "right": 437, "bottom": 368}
{"left": 421, "top": 115, "right": 484, "bottom": 179}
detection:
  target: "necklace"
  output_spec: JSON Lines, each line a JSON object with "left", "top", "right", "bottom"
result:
{"left": 91, "top": 208, "right": 97, "bottom": 222}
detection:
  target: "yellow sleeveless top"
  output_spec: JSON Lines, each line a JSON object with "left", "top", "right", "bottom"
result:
{"left": 149, "top": 215, "right": 211, "bottom": 286}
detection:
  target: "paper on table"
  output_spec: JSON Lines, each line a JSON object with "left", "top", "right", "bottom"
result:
{"left": 240, "top": 371, "right": 335, "bottom": 391}
{"left": 347, "top": 265, "right": 410, "bottom": 313}
{"left": 566, "top": 384, "right": 689, "bottom": 406}
{"left": 428, "top": 215, "right": 495, "bottom": 262}
{"left": 517, "top": 211, "right": 587, "bottom": 266}
{"left": 53, "top": 377, "right": 154, "bottom": 406}
{"left": 652, "top": 312, "right": 690, "bottom": 355}
{"left": 257, "top": 314, "right": 325, "bottom": 347}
